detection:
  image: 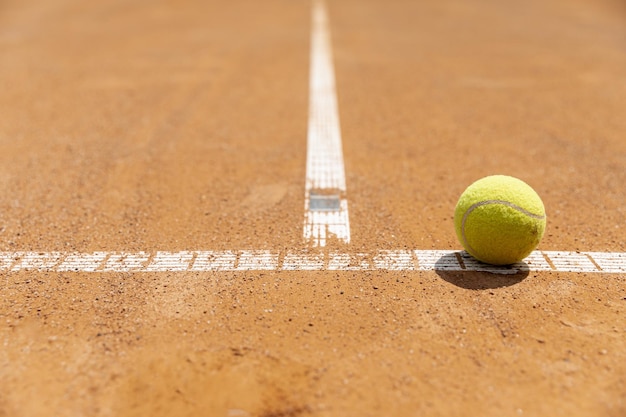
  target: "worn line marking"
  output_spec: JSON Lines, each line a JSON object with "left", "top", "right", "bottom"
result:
{"left": 2, "top": 250, "right": 624, "bottom": 274}
{"left": 57, "top": 252, "right": 108, "bottom": 272}
{"left": 191, "top": 251, "right": 237, "bottom": 271}
{"left": 103, "top": 252, "right": 151, "bottom": 272}
{"left": 11, "top": 252, "right": 62, "bottom": 271}
{"left": 373, "top": 250, "right": 415, "bottom": 271}
{"left": 283, "top": 251, "right": 325, "bottom": 270}
{"left": 237, "top": 250, "right": 279, "bottom": 271}
{"left": 586, "top": 252, "right": 626, "bottom": 273}
{"left": 542, "top": 251, "right": 599, "bottom": 273}
{"left": 145, "top": 251, "right": 194, "bottom": 272}
{"left": 303, "top": 0, "right": 350, "bottom": 247}
{"left": 522, "top": 251, "right": 553, "bottom": 271}
{"left": 414, "top": 250, "right": 461, "bottom": 271}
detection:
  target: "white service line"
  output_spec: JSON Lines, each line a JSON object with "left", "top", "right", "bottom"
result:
{"left": 1, "top": 250, "right": 625, "bottom": 274}
{"left": 303, "top": 0, "right": 350, "bottom": 247}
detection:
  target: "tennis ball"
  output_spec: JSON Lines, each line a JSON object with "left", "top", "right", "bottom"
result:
{"left": 454, "top": 175, "right": 546, "bottom": 265}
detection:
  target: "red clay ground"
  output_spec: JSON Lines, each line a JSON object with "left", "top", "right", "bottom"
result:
{"left": 1, "top": 0, "right": 625, "bottom": 416}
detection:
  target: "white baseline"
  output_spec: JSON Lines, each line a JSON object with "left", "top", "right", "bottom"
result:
{"left": 1, "top": 250, "right": 625, "bottom": 274}
{"left": 303, "top": 0, "right": 350, "bottom": 247}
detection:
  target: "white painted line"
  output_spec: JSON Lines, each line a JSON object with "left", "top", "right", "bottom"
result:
{"left": 103, "top": 252, "right": 151, "bottom": 272}
{"left": 414, "top": 250, "right": 461, "bottom": 271}
{"left": 303, "top": 0, "right": 350, "bottom": 247}
{"left": 57, "top": 252, "right": 108, "bottom": 272}
{"left": 283, "top": 251, "right": 325, "bottom": 270}
{"left": 145, "top": 251, "right": 194, "bottom": 272}
{"left": 543, "top": 251, "right": 599, "bottom": 273}
{"left": 459, "top": 252, "right": 522, "bottom": 275}
{"left": 373, "top": 250, "right": 415, "bottom": 270}
{"left": 522, "top": 251, "right": 553, "bottom": 271}
{"left": 191, "top": 251, "right": 237, "bottom": 271}
{"left": 1, "top": 250, "right": 625, "bottom": 274}
{"left": 237, "top": 250, "right": 279, "bottom": 271}
{"left": 585, "top": 251, "right": 626, "bottom": 273}
{"left": 11, "top": 252, "right": 62, "bottom": 271}
{"left": 328, "top": 252, "right": 369, "bottom": 270}
{"left": 0, "top": 252, "right": 15, "bottom": 270}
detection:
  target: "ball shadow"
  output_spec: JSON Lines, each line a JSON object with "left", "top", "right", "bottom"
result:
{"left": 434, "top": 252, "right": 530, "bottom": 290}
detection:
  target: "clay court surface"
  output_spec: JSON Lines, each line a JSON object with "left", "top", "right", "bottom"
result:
{"left": 1, "top": 0, "right": 625, "bottom": 415}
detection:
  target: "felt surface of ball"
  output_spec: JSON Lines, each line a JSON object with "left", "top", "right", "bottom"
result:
{"left": 454, "top": 175, "right": 547, "bottom": 265}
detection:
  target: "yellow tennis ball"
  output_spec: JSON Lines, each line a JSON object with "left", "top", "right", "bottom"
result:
{"left": 454, "top": 175, "right": 547, "bottom": 265}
